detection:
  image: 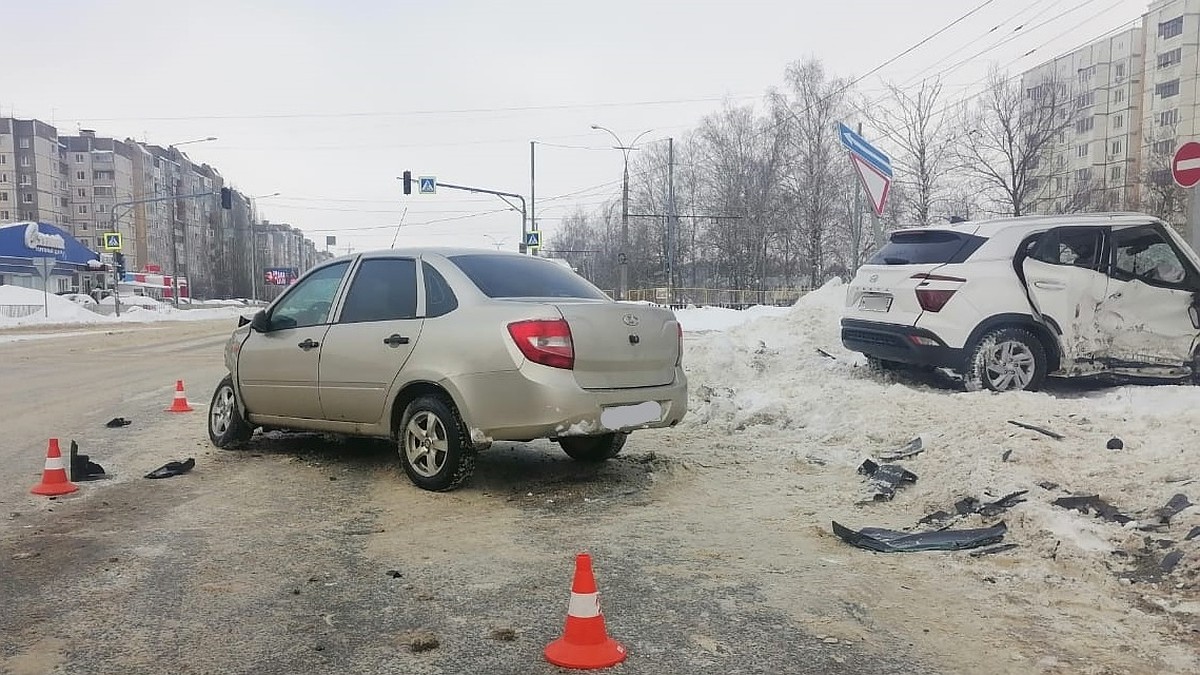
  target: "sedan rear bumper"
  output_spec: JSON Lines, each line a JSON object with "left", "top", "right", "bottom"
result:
{"left": 841, "top": 318, "right": 964, "bottom": 370}
{"left": 447, "top": 365, "right": 688, "bottom": 443}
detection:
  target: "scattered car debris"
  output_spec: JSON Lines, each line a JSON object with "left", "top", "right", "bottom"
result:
{"left": 965, "top": 491, "right": 1029, "bottom": 518}
{"left": 1186, "top": 526, "right": 1200, "bottom": 541}
{"left": 1153, "top": 494, "right": 1193, "bottom": 525}
{"left": 816, "top": 348, "right": 837, "bottom": 360}
{"left": 918, "top": 510, "right": 955, "bottom": 526}
{"left": 68, "top": 441, "right": 106, "bottom": 482}
{"left": 969, "top": 543, "right": 1019, "bottom": 557}
{"left": 386, "top": 570, "right": 403, "bottom": 579}
{"left": 1160, "top": 550, "right": 1184, "bottom": 574}
{"left": 1106, "top": 437, "right": 1124, "bottom": 450}
{"left": 1038, "top": 481, "right": 1060, "bottom": 491}
{"left": 832, "top": 520, "right": 1008, "bottom": 553}
{"left": 1001, "top": 449, "right": 1013, "bottom": 462}
{"left": 1007, "top": 420, "right": 1064, "bottom": 440}
{"left": 857, "top": 459, "right": 918, "bottom": 502}
{"left": 880, "top": 437, "right": 924, "bottom": 462}
{"left": 105, "top": 417, "right": 132, "bottom": 428}
{"left": 144, "top": 458, "right": 196, "bottom": 479}
{"left": 1051, "top": 494, "right": 1132, "bottom": 524}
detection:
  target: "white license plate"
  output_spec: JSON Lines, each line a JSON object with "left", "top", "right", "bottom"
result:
{"left": 859, "top": 294, "right": 893, "bottom": 312}
{"left": 600, "top": 401, "right": 663, "bottom": 430}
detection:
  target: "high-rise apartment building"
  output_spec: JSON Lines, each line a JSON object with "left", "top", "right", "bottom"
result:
{"left": 0, "top": 119, "right": 69, "bottom": 226}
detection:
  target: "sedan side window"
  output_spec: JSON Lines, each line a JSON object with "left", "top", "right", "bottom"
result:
{"left": 424, "top": 262, "right": 458, "bottom": 318}
{"left": 339, "top": 258, "right": 418, "bottom": 323}
{"left": 270, "top": 261, "right": 350, "bottom": 330}
{"left": 1112, "top": 226, "right": 1189, "bottom": 287}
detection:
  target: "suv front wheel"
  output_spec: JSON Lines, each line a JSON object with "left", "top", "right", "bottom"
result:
{"left": 964, "top": 327, "right": 1047, "bottom": 392}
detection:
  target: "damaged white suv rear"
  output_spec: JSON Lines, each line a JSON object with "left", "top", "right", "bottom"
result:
{"left": 841, "top": 213, "right": 1200, "bottom": 391}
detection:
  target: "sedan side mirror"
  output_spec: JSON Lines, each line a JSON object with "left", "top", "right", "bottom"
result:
{"left": 250, "top": 310, "right": 270, "bottom": 333}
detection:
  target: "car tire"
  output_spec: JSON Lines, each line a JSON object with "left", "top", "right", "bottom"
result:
{"left": 397, "top": 395, "right": 475, "bottom": 492}
{"left": 559, "top": 433, "right": 628, "bottom": 463}
{"left": 964, "top": 327, "right": 1047, "bottom": 392}
{"left": 208, "top": 374, "right": 253, "bottom": 448}
{"left": 866, "top": 356, "right": 902, "bottom": 372}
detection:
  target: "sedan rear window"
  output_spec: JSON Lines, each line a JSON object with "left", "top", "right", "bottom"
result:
{"left": 868, "top": 230, "right": 987, "bottom": 265}
{"left": 449, "top": 254, "right": 608, "bottom": 299}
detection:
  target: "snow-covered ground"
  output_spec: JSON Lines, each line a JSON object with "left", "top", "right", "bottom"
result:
{"left": 674, "top": 279, "right": 1199, "bottom": 662}
{"left": 0, "top": 284, "right": 251, "bottom": 328}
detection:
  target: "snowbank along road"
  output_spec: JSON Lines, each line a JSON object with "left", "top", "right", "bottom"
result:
{"left": 0, "top": 284, "right": 1197, "bottom": 674}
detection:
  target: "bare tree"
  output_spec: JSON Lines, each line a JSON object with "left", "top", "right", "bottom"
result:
{"left": 1133, "top": 127, "right": 1188, "bottom": 225}
{"left": 775, "top": 58, "right": 852, "bottom": 287}
{"left": 958, "top": 67, "right": 1074, "bottom": 216}
{"left": 865, "top": 77, "right": 954, "bottom": 226}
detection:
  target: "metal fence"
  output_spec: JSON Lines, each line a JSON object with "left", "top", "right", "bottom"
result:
{"left": 624, "top": 287, "right": 810, "bottom": 308}
{"left": 0, "top": 304, "right": 43, "bottom": 319}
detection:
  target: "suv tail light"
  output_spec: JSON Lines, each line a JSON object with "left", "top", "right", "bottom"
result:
{"left": 915, "top": 288, "right": 957, "bottom": 312}
{"left": 508, "top": 319, "right": 574, "bottom": 369}
{"left": 676, "top": 321, "right": 683, "bottom": 366}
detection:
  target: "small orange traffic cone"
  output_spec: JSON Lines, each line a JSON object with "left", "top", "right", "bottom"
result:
{"left": 165, "top": 380, "right": 194, "bottom": 413}
{"left": 544, "top": 553, "right": 627, "bottom": 670}
{"left": 31, "top": 439, "right": 79, "bottom": 497}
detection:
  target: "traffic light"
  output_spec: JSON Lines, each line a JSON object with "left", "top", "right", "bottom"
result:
{"left": 113, "top": 252, "right": 126, "bottom": 280}
{"left": 402, "top": 171, "right": 412, "bottom": 195}
{"left": 220, "top": 187, "right": 233, "bottom": 209}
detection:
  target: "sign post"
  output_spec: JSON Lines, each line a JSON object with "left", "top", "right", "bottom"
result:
{"left": 32, "top": 256, "right": 55, "bottom": 318}
{"left": 1171, "top": 141, "right": 1200, "bottom": 253}
{"left": 838, "top": 122, "right": 893, "bottom": 248}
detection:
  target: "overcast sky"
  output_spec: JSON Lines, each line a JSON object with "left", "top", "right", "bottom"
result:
{"left": 9, "top": 0, "right": 1151, "bottom": 254}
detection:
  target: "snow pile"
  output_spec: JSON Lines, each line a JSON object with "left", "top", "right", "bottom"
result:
{"left": 679, "top": 277, "right": 1200, "bottom": 607}
{"left": 0, "top": 284, "right": 252, "bottom": 327}
{"left": 0, "top": 285, "right": 116, "bottom": 325}
{"left": 674, "top": 304, "right": 792, "bottom": 333}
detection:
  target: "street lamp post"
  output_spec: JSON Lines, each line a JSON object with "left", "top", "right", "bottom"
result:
{"left": 590, "top": 125, "right": 652, "bottom": 300}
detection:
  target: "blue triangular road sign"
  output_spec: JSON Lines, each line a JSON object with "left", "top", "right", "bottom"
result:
{"left": 524, "top": 231, "right": 540, "bottom": 247}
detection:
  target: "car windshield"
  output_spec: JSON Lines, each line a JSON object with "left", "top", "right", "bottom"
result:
{"left": 868, "top": 230, "right": 987, "bottom": 265}
{"left": 448, "top": 254, "right": 608, "bottom": 300}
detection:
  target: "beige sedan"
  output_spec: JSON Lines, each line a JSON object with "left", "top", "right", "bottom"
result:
{"left": 208, "top": 248, "right": 688, "bottom": 491}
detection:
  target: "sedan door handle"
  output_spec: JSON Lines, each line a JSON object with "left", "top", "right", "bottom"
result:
{"left": 297, "top": 338, "right": 320, "bottom": 351}
{"left": 1033, "top": 280, "right": 1067, "bottom": 290}
{"left": 383, "top": 334, "right": 410, "bottom": 347}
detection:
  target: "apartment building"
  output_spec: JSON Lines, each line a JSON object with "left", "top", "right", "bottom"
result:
{"left": 60, "top": 131, "right": 138, "bottom": 264}
{"left": 1140, "top": 0, "right": 1200, "bottom": 191}
{"left": 1023, "top": 27, "right": 1145, "bottom": 213}
{"left": 0, "top": 119, "right": 70, "bottom": 226}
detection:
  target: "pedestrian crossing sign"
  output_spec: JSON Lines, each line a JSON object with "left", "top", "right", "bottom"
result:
{"left": 523, "top": 231, "right": 540, "bottom": 247}
{"left": 102, "top": 232, "right": 122, "bottom": 251}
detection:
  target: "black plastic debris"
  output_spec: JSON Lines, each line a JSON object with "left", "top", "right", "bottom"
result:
{"left": 858, "top": 459, "right": 918, "bottom": 501}
{"left": 918, "top": 510, "right": 954, "bottom": 526}
{"left": 969, "top": 543, "right": 1019, "bottom": 557}
{"left": 105, "top": 417, "right": 132, "bottom": 428}
{"left": 1160, "top": 550, "right": 1184, "bottom": 574}
{"left": 978, "top": 491, "right": 1029, "bottom": 517}
{"left": 1106, "top": 437, "right": 1124, "bottom": 450}
{"left": 68, "top": 441, "right": 106, "bottom": 481}
{"left": 1153, "top": 494, "right": 1193, "bottom": 525}
{"left": 1007, "top": 420, "right": 1063, "bottom": 440}
{"left": 816, "top": 348, "right": 836, "bottom": 360}
{"left": 1038, "top": 481, "right": 1060, "bottom": 491}
{"left": 1001, "top": 449, "right": 1013, "bottom": 462}
{"left": 881, "top": 437, "right": 924, "bottom": 462}
{"left": 1052, "top": 494, "right": 1132, "bottom": 524}
{"left": 145, "top": 458, "right": 195, "bottom": 479}
{"left": 386, "top": 570, "right": 403, "bottom": 579}
{"left": 832, "top": 520, "right": 1007, "bottom": 553}
{"left": 1186, "top": 526, "right": 1200, "bottom": 542}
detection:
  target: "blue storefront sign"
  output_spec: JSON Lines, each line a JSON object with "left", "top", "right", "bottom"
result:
{"left": 0, "top": 221, "right": 102, "bottom": 288}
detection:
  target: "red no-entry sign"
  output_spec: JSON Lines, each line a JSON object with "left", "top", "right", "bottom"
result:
{"left": 1172, "top": 141, "right": 1200, "bottom": 188}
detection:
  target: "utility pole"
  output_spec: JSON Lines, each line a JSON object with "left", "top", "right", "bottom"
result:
{"left": 853, "top": 122, "right": 865, "bottom": 273}
{"left": 530, "top": 141, "right": 536, "bottom": 255}
{"left": 667, "top": 137, "right": 676, "bottom": 299}
{"left": 592, "top": 125, "right": 653, "bottom": 300}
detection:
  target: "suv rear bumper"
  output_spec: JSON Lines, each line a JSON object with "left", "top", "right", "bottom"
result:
{"left": 841, "top": 318, "right": 964, "bottom": 370}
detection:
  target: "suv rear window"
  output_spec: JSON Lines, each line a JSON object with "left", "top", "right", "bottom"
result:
{"left": 868, "top": 230, "right": 987, "bottom": 265}
{"left": 449, "top": 254, "right": 608, "bottom": 299}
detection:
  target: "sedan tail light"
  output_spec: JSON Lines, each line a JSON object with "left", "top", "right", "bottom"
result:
{"left": 508, "top": 319, "right": 574, "bottom": 369}
{"left": 915, "top": 288, "right": 957, "bottom": 312}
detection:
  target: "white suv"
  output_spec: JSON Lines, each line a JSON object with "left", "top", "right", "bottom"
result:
{"left": 841, "top": 213, "right": 1200, "bottom": 391}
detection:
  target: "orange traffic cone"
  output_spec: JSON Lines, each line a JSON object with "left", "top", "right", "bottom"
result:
{"left": 544, "top": 553, "right": 627, "bottom": 670}
{"left": 165, "top": 380, "right": 194, "bottom": 413}
{"left": 31, "top": 439, "right": 79, "bottom": 497}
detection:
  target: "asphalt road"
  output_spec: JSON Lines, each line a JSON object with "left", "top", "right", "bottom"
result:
{"left": 0, "top": 320, "right": 941, "bottom": 675}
